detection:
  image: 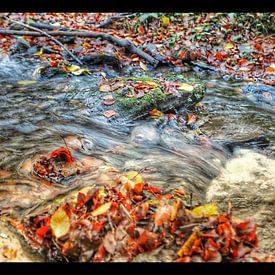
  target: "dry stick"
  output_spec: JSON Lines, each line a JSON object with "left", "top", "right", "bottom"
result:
{"left": 4, "top": 17, "right": 83, "bottom": 66}
{"left": 0, "top": 29, "right": 159, "bottom": 66}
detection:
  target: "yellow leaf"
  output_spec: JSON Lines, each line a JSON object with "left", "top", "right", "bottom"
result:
{"left": 125, "top": 171, "right": 143, "bottom": 184}
{"left": 149, "top": 108, "right": 163, "bottom": 118}
{"left": 34, "top": 48, "right": 43, "bottom": 56}
{"left": 50, "top": 207, "right": 70, "bottom": 239}
{"left": 145, "top": 80, "right": 160, "bottom": 88}
{"left": 17, "top": 80, "right": 37, "bottom": 85}
{"left": 178, "top": 83, "right": 194, "bottom": 92}
{"left": 139, "top": 61, "right": 148, "bottom": 71}
{"left": 187, "top": 203, "right": 219, "bottom": 218}
{"left": 177, "top": 230, "right": 199, "bottom": 257}
{"left": 66, "top": 65, "right": 90, "bottom": 76}
{"left": 224, "top": 42, "right": 234, "bottom": 50}
{"left": 99, "top": 84, "right": 112, "bottom": 92}
{"left": 91, "top": 202, "right": 112, "bottom": 216}
{"left": 161, "top": 16, "right": 170, "bottom": 27}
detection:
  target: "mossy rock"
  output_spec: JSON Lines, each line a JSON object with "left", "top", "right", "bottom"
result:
{"left": 99, "top": 76, "right": 205, "bottom": 119}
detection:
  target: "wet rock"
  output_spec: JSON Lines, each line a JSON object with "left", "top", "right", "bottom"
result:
{"left": 242, "top": 84, "right": 275, "bottom": 107}
{"left": 97, "top": 76, "right": 205, "bottom": 120}
{"left": 11, "top": 38, "right": 31, "bottom": 54}
{"left": 206, "top": 149, "right": 275, "bottom": 253}
{"left": 81, "top": 53, "right": 121, "bottom": 70}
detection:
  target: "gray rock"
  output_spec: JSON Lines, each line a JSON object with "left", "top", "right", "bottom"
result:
{"left": 206, "top": 149, "right": 275, "bottom": 253}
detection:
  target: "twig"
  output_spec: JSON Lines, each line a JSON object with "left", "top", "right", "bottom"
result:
{"left": 0, "top": 28, "right": 159, "bottom": 66}
{"left": 4, "top": 17, "right": 83, "bottom": 66}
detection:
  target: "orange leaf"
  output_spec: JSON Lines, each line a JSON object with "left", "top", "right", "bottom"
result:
{"left": 154, "top": 205, "right": 171, "bottom": 227}
{"left": 187, "top": 113, "right": 197, "bottom": 124}
{"left": 137, "top": 25, "right": 145, "bottom": 35}
{"left": 265, "top": 67, "right": 275, "bottom": 75}
{"left": 149, "top": 108, "right": 163, "bottom": 118}
{"left": 177, "top": 230, "right": 200, "bottom": 257}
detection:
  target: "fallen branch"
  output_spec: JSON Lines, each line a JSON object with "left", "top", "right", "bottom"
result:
{"left": 0, "top": 29, "right": 159, "bottom": 66}
{"left": 4, "top": 17, "right": 83, "bottom": 66}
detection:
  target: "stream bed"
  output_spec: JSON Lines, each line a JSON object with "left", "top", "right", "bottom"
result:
{"left": 0, "top": 58, "right": 274, "bottom": 260}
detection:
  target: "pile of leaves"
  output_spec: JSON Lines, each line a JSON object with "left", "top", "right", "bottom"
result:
{"left": 33, "top": 147, "right": 80, "bottom": 184}
{"left": 8, "top": 170, "right": 274, "bottom": 262}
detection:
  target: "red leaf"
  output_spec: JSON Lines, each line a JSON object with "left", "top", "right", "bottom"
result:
{"left": 35, "top": 225, "right": 50, "bottom": 239}
{"left": 50, "top": 147, "right": 74, "bottom": 163}
{"left": 144, "top": 186, "right": 161, "bottom": 194}
{"left": 134, "top": 182, "right": 144, "bottom": 195}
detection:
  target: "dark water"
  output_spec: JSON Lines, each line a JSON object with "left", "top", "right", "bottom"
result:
{"left": 0, "top": 57, "right": 274, "bottom": 218}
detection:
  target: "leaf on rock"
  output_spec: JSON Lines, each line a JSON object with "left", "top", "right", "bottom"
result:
{"left": 149, "top": 108, "right": 163, "bottom": 118}
{"left": 17, "top": 80, "right": 37, "bottom": 85}
{"left": 224, "top": 42, "right": 234, "bottom": 50}
{"left": 91, "top": 201, "right": 112, "bottom": 217}
{"left": 178, "top": 83, "right": 194, "bottom": 92}
{"left": 50, "top": 147, "right": 74, "bottom": 164}
{"left": 103, "top": 110, "right": 117, "bottom": 118}
{"left": 50, "top": 207, "right": 70, "bottom": 239}
{"left": 2, "top": 247, "right": 17, "bottom": 259}
{"left": 137, "top": 25, "right": 145, "bottom": 35}
{"left": 99, "top": 84, "right": 112, "bottom": 92}
{"left": 187, "top": 203, "right": 219, "bottom": 218}
{"left": 102, "top": 94, "right": 116, "bottom": 106}
{"left": 161, "top": 16, "right": 170, "bottom": 27}
{"left": 139, "top": 61, "right": 148, "bottom": 71}
{"left": 125, "top": 171, "right": 143, "bottom": 185}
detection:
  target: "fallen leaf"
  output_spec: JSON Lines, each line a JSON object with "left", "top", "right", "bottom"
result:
{"left": 99, "top": 84, "right": 112, "bottom": 92}
{"left": 140, "top": 61, "right": 148, "bottom": 71}
{"left": 103, "top": 232, "right": 117, "bottom": 254}
{"left": 149, "top": 108, "right": 163, "bottom": 118}
{"left": 35, "top": 225, "right": 50, "bottom": 239}
{"left": 224, "top": 42, "right": 234, "bottom": 50}
{"left": 154, "top": 205, "right": 172, "bottom": 226}
{"left": 50, "top": 207, "right": 70, "bottom": 239}
{"left": 187, "top": 203, "right": 219, "bottom": 218}
{"left": 145, "top": 81, "right": 160, "bottom": 88}
{"left": 50, "top": 147, "right": 74, "bottom": 164}
{"left": 92, "top": 201, "right": 112, "bottom": 216}
{"left": 264, "top": 66, "right": 275, "bottom": 75}
{"left": 34, "top": 48, "right": 43, "bottom": 56}
{"left": 17, "top": 80, "right": 37, "bottom": 85}
{"left": 103, "top": 110, "right": 117, "bottom": 118}
{"left": 125, "top": 171, "right": 143, "bottom": 185}
{"left": 187, "top": 113, "right": 197, "bottom": 124}
{"left": 177, "top": 230, "right": 200, "bottom": 257}
{"left": 137, "top": 25, "right": 145, "bottom": 35}
{"left": 178, "top": 83, "right": 194, "bottom": 92}
{"left": 2, "top": 247, "right": 17, "bottom": 259}
{"left": 161, "top": 16, "right": 170, "bottom": 27}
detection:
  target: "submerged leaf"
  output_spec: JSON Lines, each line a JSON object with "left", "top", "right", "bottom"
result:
{"left": 50, "top": 207, "right": 70, "bottom": 239}
{"left": 17, "top": 80, "right": 37, "bottom": 85}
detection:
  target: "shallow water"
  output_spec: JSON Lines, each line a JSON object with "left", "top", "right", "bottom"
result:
{"left": 0, "top": 58, "right": 274, "bottom": 218}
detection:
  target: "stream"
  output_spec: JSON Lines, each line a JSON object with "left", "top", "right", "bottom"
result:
{"left": 0, "top": 57, "right": 274, "bottom": 260}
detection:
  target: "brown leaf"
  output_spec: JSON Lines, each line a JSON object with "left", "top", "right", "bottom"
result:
{"left": 137, "top": 25, "right": 145, "bottom": 35}
{"left": 103, "top": 232, "right": 117, "bottom": 254}
{"left": 99, "top": 84, "right": 112, "bottom": 92}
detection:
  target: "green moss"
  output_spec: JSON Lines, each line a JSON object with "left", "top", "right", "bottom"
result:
{"left": 115, "top": 87, "right": 166, "bottom": 114}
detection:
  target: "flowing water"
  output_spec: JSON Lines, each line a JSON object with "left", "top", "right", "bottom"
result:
{"left": 0, "top": 58, "right": 274, "bottom": 257}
